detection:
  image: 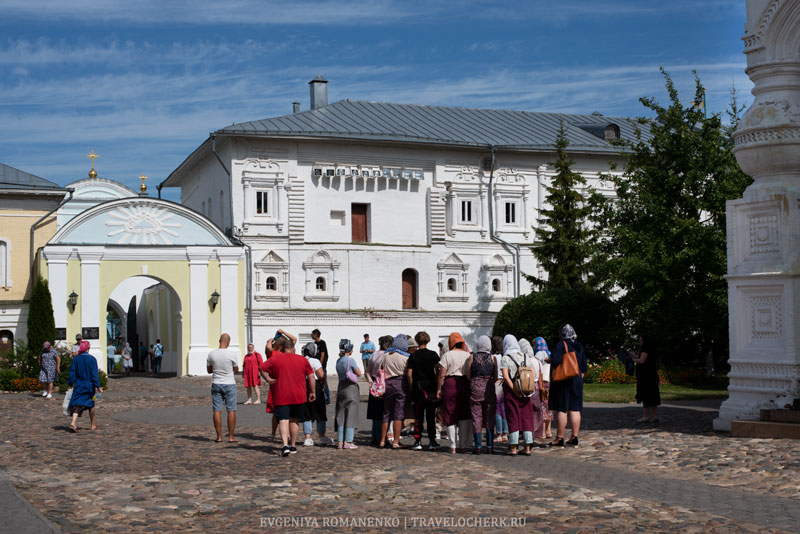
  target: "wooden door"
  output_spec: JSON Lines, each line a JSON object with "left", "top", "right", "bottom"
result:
{"left": 402, "top": 269, "right": 417, "bottom": 309}
{"left": 351, "top": 203, "right": 368, "bottom": 242}
{"left": 0, "top": 330, "right": 13, "bottom": 356}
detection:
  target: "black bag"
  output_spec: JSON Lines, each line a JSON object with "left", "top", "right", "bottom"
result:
{"left": 617, "top": 348, "right": 635, "bottom": 376}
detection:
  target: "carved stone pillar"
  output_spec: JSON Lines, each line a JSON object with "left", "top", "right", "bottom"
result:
{"left": 715, "top": 0, "right": 800, "bottom": 430}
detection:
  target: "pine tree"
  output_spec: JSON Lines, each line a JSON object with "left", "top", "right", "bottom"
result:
{"left": 527, "top": 120, "right": 595, "bottom": 290}
{"left": 26, "top": 276, "right": 56, "bottom": 353}
{"left": 595, "top": 69, "right": 752, "bottom": 364}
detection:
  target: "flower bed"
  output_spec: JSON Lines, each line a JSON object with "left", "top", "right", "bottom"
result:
{"left": 10, "top": 377, "right": 42, "bottom": 392}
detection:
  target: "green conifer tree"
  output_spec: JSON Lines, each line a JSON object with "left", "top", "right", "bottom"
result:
{"left": 26, "top": 276, "right": 56, "bottom": 353}
{"left": 527, "top": 120, "right": 595, "bottom": 290}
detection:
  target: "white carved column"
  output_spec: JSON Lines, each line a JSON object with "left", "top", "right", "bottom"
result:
{"left": 714, "top": 0, "right": 800, "bottom": 430}
{"left": 187, "top": 248, "right": 213, "bottom": 375}
{"left": 43, "top": 247, "right": 70, "bottom": 339}
{"left": 218, "top": 249, "right": 243, "bottom": 364}
{"left": 78, "top": 248, "right": 104, "bottom": 367}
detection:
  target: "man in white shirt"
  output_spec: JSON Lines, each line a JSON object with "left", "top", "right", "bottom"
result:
{"left": 106, "top": 343, "right": 117, "bottom": 374}
{"left": 207, "top": 333, "right": 240, "bottom": 443}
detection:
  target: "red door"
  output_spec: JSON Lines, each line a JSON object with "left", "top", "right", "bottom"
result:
{"left": 351, "top": 203, "right": 368, "bottom": 242}
{"left": 402, "top": 269, "right": 417, "bottom": 309}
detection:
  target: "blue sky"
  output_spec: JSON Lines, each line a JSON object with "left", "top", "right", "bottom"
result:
{"left": 1, "top": 0, "right": 749, "bottom": 200}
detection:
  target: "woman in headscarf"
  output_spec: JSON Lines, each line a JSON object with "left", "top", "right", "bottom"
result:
{"left": 500, "top": 335, "right": 537, "bottom": 455}
{"left": 631, "top": 333, "right": 660, "bottom": 424}
{"left": 67, "top": 340, "right": 102, "bottom": 432}
{"left": 548, "top": 324, "right": 588, "bottom": 447}
{"left": 366, "top": 335, "right": 392, "bottom": 446}
{"left": 121, "top": 342, "right": 133, "bottom": 377}
{"left": 466, "top": 335, "right": 496, "bottom": 454}
{"left": 38, "top": 341, "right": 60, "bottom": 398}
{"left": 519, "top": 338, "right": 545, "bottom": 444}
{"left": 335, "top": 339, "right": 361, "bottom": 449}
{"left": 242, "top": 343, "right": 263, "bottom": 405}
{"left": 534, "top": 336, "right": 553, "bottom": 439}
{"left": 379, "top": 334, "right": 410, "bottom": 449}
{"left": 301, "top": 342, "right": 328, "bottom": 446}
{"left": 436, "top": 332, "right": 473, "bottom": 453}
{"left": 491, "top": 336, "right": 508, "bottom": 443}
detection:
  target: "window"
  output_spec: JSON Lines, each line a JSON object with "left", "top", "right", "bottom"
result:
{"left": 492, "top": 278, "right": 501, "bottom": 292}
{"left": 315, "top": 276, "right": 326, "bottom": 291}
{"left": 303, "top": 250, "right": 340, "bottom": 302}
{"left": 460, "top": 200, "right": 473, "bottom": 223}
{"left": 505, "top": 202, "right": 516, "bottom": 224}
{"left": 336, "top": 168, "right": 346, "bottom": 176}
{"left": 402, "top": 169, "right": 413, "bottom": 179}
{"left": 604, "top": 123, "right": 621, "bottom": 141}
{"left": 256, "top": 191, "right": 270, "bottom": 215}
{"left": 0, "top": 240, "right": 7, "bottom": 287}
{"left": 265, "top": 277, "right": 277, "bottom": 291}
{"left": 313, "top": 167, "right": 323, "bottom": 176}
{"left": 326, "top": 168, "right": 335, "bottom": 177}
{"left": 351, "top": 168, "right": 360, "bottom": 176}
{"left": 447, "top": 278, "right": 457, "bottom": 292}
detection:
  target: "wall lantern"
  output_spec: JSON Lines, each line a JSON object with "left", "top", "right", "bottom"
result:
{"left": 68, "top": 290, "right": 79, "bottom": 312}
{"left": 210, "top": 290, "right": 220, "bottom": 312}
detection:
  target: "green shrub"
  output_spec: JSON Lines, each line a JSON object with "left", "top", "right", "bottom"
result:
{"left": 0, "top": 368, "right": 21, "bottom": 390}
{"left": 26, "top": 276, "right": 56, "bottom": 354}
{"left": 99, "top": 370, "right": 108, "bottom": 389}
{"left": 1, "top": 340, "right": 40, "bottom": 378}
{"left": 113, "top": 362, "right": 122, "bottom": 374}
{"left": 493, "top": 287, "right": 624, "bottom": 354}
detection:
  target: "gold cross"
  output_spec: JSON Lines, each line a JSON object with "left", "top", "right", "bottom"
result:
{"left": 85, "top": 149, "right": 99, "bottom": 169}
{"left": 139, "top": 174, "right": 148, "bottom": 193}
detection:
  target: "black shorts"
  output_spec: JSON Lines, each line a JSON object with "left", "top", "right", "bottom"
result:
{"left": 273, "top": 403, "right": 305, "bottom": 421}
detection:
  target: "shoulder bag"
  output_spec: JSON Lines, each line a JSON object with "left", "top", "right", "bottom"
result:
{"left": 551, "top": 341, "right": 580, "bottom": 382}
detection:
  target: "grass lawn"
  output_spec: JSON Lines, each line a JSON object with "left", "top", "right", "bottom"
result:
{"left": 584, "top": 383, "right": 729, "bottom": 403}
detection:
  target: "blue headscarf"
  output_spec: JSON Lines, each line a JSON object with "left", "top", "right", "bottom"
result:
{"left": 384, "top": 334, "right": 409, "bottom": 357}
{"left": 534, "top": 336, "right": 550, "bottom": 358}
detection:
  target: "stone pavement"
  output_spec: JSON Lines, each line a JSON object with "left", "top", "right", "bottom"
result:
{"left": 0, "top": 375, "right": 798, "bottom": 533}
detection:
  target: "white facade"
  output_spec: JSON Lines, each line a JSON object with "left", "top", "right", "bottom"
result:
{"left": 167, "top": 127, "right": 622, "bottom": 372}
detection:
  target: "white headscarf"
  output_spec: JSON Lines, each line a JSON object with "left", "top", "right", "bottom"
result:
{"left": 503, "top": 334, "right": 521, "bottom": 356}
{"left": 518, "top": 338, "right": 534, "bottom": 358}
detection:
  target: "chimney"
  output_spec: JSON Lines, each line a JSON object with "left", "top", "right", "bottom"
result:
{"left": 309, "top": 75, "right": 328, "bottom": 110}
{"left": 292, "top": 102, "right": 301, "bottom": 114}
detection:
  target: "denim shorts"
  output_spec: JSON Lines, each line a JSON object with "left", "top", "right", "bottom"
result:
{"left": 211, "top": 383, "right": 237, "bottom": 411}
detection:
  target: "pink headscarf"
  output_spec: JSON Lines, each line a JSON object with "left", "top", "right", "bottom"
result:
{"left": 79, "top": 340, "right": 90, "bottom": 353}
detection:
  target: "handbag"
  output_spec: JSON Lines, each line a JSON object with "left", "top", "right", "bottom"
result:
{"left": 368, "top": 354, "right": 386, "bottom": 397}
{"left": 62, "top": 388, "right": 73, "bottom": 416}
{"left": 551, "top": 341, "right": 580, "bottom": 382}
{"left": 345, "top": 357, "right": 359, "bottom": 384}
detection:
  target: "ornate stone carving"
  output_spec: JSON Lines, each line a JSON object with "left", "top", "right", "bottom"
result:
{"left": 749, "top": 295, "right": 782, "bottom": 340}
{"left": 105, "top": 205, "right": 181, "bottom": 245}
{"left": 743, "top": 0, "right": 785, "bottom": 50}
{"left": 748, "top": 213, "right": 779, "bottom": 254}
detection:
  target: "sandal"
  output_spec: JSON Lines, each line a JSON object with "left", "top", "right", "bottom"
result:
{"left": 636, "top": 417, "right": 650, "bottom": 423}
{"left": 548, "top": 438, "right": 565, "bottom": 447}
{"left": 69, "top": 424, "right": 78, "bottom": 433}
{"left": 567, "top": 436, "right": 579, "bottom": 447}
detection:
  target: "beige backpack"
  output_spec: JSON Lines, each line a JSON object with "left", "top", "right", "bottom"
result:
{"left": 513, "top": 354, "right": 537, "bottom": 397}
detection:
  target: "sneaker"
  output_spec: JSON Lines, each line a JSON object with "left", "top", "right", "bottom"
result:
{"left": 46, "top": 393, "right": 52, "bottom": 399}
{"left": 42, "top": 391, "right": 48, "bottom": 397}
{"left": 343, "top": 442, "right": 358, "bottom": 449}
{"left": 289, "top": 446, "right": 298, "bottom": 454}
{"left": 317, "top": 436, "right": 333, "bottom": 446}
{"left": 281, "top": 446, "right": 291, "bottom": 457}
{"left": 303, "top": 438, "right": 314, "bottom": 447}
{"left": 412, "top": 441, "right": 422, "bottom": 451}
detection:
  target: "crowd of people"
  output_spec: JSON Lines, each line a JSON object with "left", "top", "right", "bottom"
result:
{"left": 205, "top": 324, "right": 608, "bottom": 457}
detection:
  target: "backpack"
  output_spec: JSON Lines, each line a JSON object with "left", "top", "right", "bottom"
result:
{"left": 513, "top": 353, "right": 537, "bottom": 397}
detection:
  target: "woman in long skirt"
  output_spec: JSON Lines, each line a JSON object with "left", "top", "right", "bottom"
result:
{"left": 242, "top": 344, "right": 263, "bottom": 404}
{"left": 436, "top": 332, "right": 472, "bottom": 453}
{"left": 38, "top": 342, "right": 60, "bottom": 398}
{"left": 534, "top": 336, "right": 553, "bottom": 439}
{"left": 491, "top": 336, "right": 508, "bottom": 442}
{"left": 466, "top": 335, "right": 496, "bottom": 454}
{"left": 335, "top": 340, "right": 361, "bottom": 449}
{"left": 519, "top": 338, "right": 544, "bottom": 441}
{"left": 67, "top": 340, "right": 102, "bottom": 432}
{"left": 500, "top": 335, "right": 537, "bottom": 455}
{"left": 548, "top": 324, "right": 588, "bottom": 447}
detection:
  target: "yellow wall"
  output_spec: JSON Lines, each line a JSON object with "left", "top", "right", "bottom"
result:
{"left": 0, "top": 210, "right": 58, "bottom": 302}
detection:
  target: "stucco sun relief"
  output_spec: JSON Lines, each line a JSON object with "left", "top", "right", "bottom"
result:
{"left": 105, "top": 205, "right": 181, "bottom": 244}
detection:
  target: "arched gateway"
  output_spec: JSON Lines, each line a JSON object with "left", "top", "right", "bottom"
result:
{"left": 39, "top": 197, "right": 246, "bottom": 375}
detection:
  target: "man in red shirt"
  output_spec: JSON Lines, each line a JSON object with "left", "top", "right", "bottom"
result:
{"left": 260, "top": 330, "right": 317, "bottom": 457}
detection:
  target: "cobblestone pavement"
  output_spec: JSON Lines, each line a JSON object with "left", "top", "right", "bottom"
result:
{"left": 0, "top": 375, "right": 798, "bottom": 533}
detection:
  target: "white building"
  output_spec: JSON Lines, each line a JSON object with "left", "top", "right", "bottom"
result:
{"left": 161, "top": 77, "right": 630, "bottom": 367}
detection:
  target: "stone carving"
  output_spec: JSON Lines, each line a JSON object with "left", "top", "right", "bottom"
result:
{"left": 749, "top": 295, "right": 782, "bottom": 340}
{"left": 743, "top": 0, "right": 785, "bottom": 50}
{"left": 105, "top": 205, "right": 181, "bottom": 245}
{"left": 733, "top": 126, "right": 800, "bottom": 146}
{"left": 748, "top": 213, "right": 779, "bottom": 254}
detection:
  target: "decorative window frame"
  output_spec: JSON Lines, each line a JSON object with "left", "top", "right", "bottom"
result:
{"left": 493, "top": 169, "right": 530, "bottom": 239}
{"left": 437, "top": 252, "right": 469, "bottom": 302}
{"left": 303, "top": 250, "right": 340, "bottom": 302}
{"left": 0, "top": 238, "right": 10, "bottom": 288}
{"left": 480, "top": 254, "right": 514, "bottom": 302}
{"left": 254, "top": 250, "right": 289, "bottom": 302}
{"left": 240, "top": 158, "right": 287, "bottom": 233}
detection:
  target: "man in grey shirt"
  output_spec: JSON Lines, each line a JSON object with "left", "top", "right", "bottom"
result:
{"left": 207, "top": 333, "right": 240, "bottom": 443}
